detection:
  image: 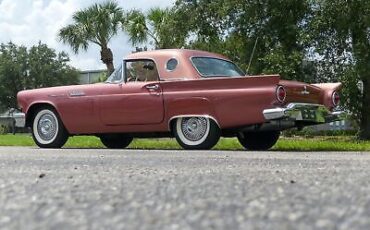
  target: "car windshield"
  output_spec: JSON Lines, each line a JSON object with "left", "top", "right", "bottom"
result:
{"left": 105, "top": 64, "right": 123, "bottom": 83}
{"left": 191, "top": 57, "right": 245, "bottom": 77}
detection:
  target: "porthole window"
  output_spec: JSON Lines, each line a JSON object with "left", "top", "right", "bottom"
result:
{"left": 166, "top": 58, "right": 178, "bottom": 71}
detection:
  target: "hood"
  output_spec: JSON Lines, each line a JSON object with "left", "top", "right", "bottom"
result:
{"left": 17, "top": 83, "right": 105, "bottom": 98}
{"left": 17, "top": 83, "right": 104, "bottom": 113}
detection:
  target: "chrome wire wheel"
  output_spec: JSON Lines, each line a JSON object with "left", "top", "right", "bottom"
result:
{"left": 177, "top": 117, "right": 210, "bottom": 146}
{"left": 181, "top": 117, "right": 209, "bottom": 142}
{"left": 33, "top": 110, "right": 59, "bottom": 145}
{"left": 174, "top": 116, "right": 220, "bottom": 150}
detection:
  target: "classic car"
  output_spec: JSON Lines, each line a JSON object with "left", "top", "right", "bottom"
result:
{"left": 17, "top": 49, "right": 345, "bottom": 150}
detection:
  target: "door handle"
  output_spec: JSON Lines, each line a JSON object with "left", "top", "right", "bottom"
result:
{"left": 146, "top": 85, "right": 159, "bottom": 90}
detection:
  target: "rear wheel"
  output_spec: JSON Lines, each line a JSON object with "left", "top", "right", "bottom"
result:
{"left": 173, "top": 117, "right": 220, "bottom": 150}
{"left": 100, "top": 134, "right": 133, "bottom": 149}
{"left": 32, "top": 107, "right": 69, "bottom": 148}
{"left": 237, "top": 131, "right": 280, "bottom": 151}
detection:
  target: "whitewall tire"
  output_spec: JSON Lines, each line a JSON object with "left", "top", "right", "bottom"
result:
{"left": 174, "top": 117, "right": 220, "bottom": 150}
{"left": 32, "top": 108, "right": 68, "bottom": 148}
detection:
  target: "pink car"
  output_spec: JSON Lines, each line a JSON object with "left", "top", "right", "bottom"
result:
{"left": 17, "top": 49, "right": 345, "bottom": 150}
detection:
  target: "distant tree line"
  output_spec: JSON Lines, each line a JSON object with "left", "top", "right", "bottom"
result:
{"left": 0, "top": 42, "right": 79, "bottom": 111}
{"left": 1, "top": 0, "right": 370, "bottom": 139}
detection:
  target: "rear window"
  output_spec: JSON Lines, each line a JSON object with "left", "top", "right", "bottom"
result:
{"left": 191, "top": 57, "right": 245, "bottom": 77}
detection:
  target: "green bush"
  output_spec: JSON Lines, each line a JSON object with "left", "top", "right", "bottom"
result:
{"left": 0, "top": 125, "right": 8, "bottom": 134}
{"left": 282, "top": 127, "right": 357, "bottom": 138}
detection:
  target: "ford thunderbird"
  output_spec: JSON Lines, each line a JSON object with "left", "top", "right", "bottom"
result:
{"left": 17, "top": 49, "right": 345, "bottom": 150}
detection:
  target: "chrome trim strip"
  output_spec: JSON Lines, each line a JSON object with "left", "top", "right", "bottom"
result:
{"left": 48, "top": 94, "right": 65, "bottom": 98}
{"left": 69, "top": 91, "right": 86, "bottom": 97}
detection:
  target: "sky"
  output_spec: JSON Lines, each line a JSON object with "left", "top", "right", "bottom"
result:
{"left": 0, "top": 0, "right": 174, "bottom": 71}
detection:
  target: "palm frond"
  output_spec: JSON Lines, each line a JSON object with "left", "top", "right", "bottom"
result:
{"left": 124, "top": 10, "right": 149, "bottom": 46}
{"left": 58, "top": 24, "right": 89, "bottom": 53}
{"left": 58, "top": 0, "right": 124, "bottom": 53}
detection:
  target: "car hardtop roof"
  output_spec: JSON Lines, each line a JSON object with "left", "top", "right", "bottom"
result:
{"left": 125, "top": 49, "right": 230, "bottom": 61}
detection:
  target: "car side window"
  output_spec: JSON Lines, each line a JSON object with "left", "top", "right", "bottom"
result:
{"left": 106, "top": 64, "right": 123, "bottom": 83}
{"left": 125, "top": 60, "right": 159, "bottom": 83}
{"left": 166, "top": 58, "right": 178, "bottom": 71}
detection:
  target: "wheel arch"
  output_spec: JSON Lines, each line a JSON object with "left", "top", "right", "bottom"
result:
{"left": 168, "top": 115, "right": 220, "bottom": 134}
{"left": 25, "top": 102, "right": 62, "bottom": 128}
{"left": 166, "top": 97, "right": 220, "bottom": 134}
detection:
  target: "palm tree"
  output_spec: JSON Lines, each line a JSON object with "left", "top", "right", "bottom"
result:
{"left": 125, "top": 7, "right": 186, "bottom": 49}
{"left": 58, "top": 1, "right": 124, "bottom": 74}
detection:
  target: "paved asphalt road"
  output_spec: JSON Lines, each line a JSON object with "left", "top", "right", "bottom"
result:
{"left": 0, "top": 147, "right": 370, "bottom": 230}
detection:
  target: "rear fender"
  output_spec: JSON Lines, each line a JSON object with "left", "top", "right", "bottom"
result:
{"left": 166, "top": 97, "right": 219, "bottom": 130}
{"left": 312, "top": 83, "right": 342, "bottom": 109}
{"left": 312, "top": 82, "right": 342, "bottom": 90}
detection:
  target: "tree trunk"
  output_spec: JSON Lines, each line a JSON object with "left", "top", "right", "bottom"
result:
{"left": 359, "top": 78, "right": 370, "bottom": 139}
{"left": 352, "top": 23, "right": 370, "bottom": 140}
{"left": 100, "top": 46, "right": 114, "bottom": 75}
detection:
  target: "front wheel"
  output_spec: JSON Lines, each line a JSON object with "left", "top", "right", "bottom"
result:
{"left": 32, "top": 108, "right": 69, "bottom": 148}
{"left": 237, "top": 131, "right": 280, "bottom": 151}
{"left": 100, "top": 134, "right": 133, "bottom": 149}
{"left": 173, "top": 117, "right": 220, "bottom": 150}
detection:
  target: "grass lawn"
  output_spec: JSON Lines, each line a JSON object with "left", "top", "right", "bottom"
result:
{"left": 0, "top": 134, "right": 370, "bottom": 151}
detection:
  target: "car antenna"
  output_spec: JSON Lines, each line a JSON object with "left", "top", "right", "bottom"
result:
{"left": 246, "top": 37, "right": 259, "bottom": 75}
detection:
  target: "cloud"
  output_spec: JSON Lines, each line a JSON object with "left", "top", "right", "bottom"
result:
{"left": 0, "top": 0, "right": 175, "bottom": 70}
{"left": 0, "top": 0, "right": 17, "bottom": 21}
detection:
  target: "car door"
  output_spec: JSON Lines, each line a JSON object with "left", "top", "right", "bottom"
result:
{"left": 98, "top": 59, "right": 164, "bottom": 126}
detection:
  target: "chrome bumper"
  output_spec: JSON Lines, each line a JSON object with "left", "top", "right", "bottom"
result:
{"left": 263, "top": 103, "right": 346, "bottom": 123}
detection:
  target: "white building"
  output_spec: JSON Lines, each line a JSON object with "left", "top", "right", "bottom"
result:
{"left": 79, "top": 70, "right": 107, "bottom": 84}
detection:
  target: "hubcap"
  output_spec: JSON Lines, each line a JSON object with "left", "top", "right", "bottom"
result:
{"left": 181, "top": 117, "right": 208, "bottom": 141}
{"left": 37, "top": 113, "right": 57, "bottom": 141}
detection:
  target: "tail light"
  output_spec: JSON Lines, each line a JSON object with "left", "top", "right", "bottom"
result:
{"left": 276, "top": 85, "right": 286, "bottom": 103}
{"left": 332, "top": 91, "right": 340, "bottom": 107}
